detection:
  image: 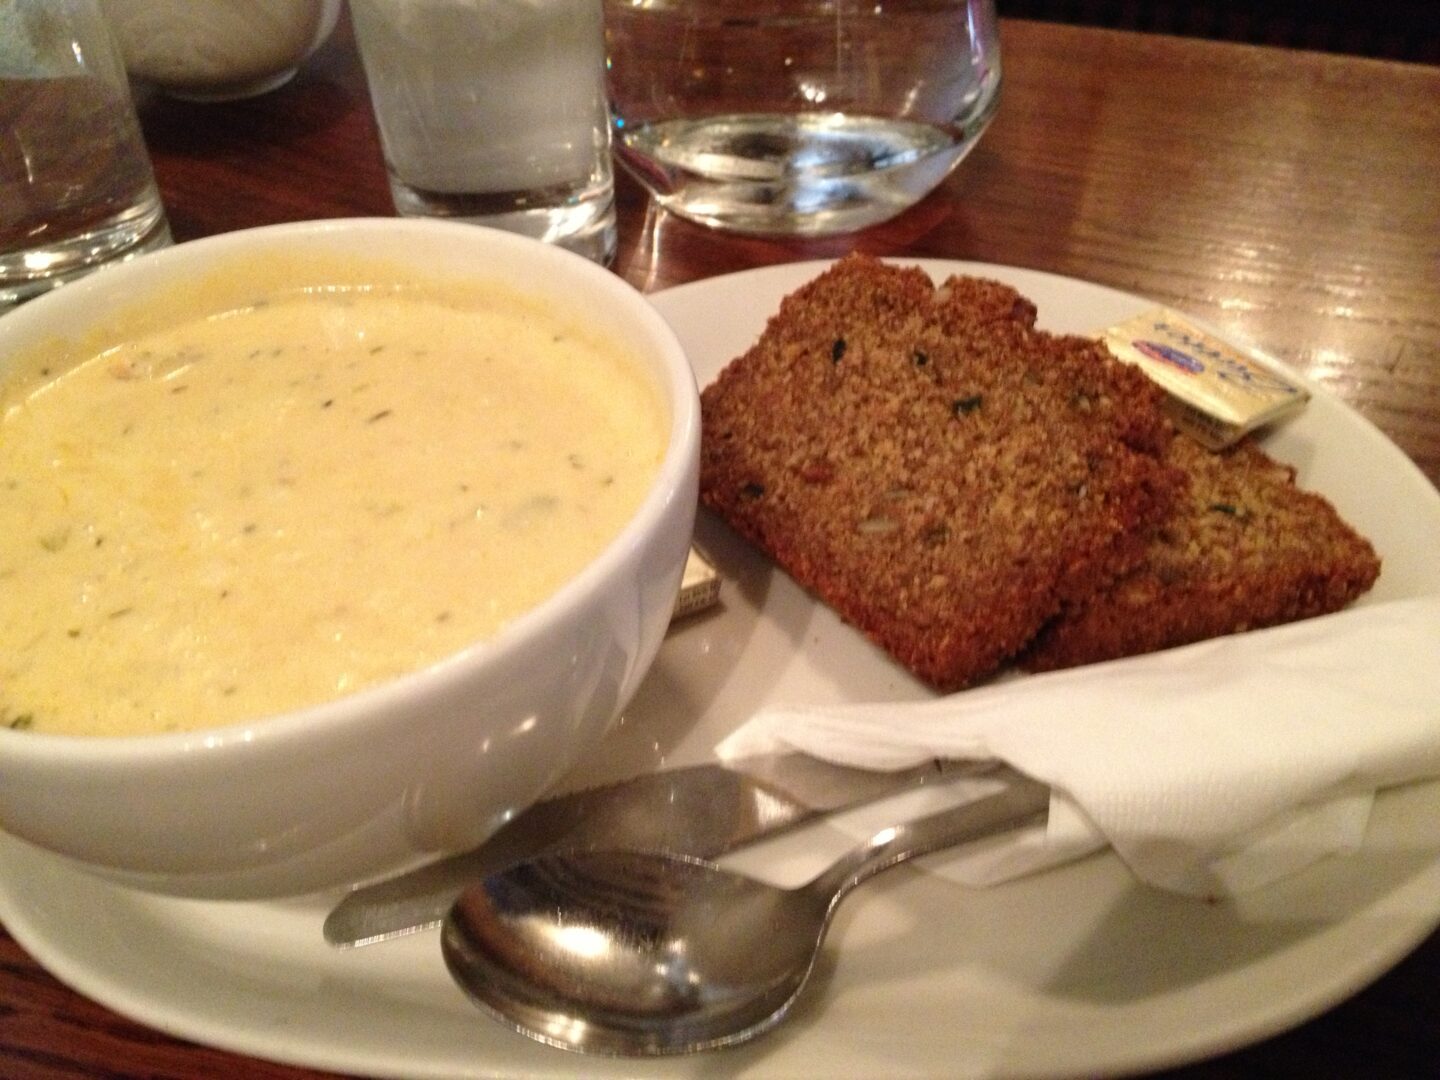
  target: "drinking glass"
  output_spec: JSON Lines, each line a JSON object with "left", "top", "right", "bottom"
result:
{"left": 348, "top": 0, "right": 617, "bottom": 265}
{"left": 605, "top": 0, "right": 1001, "bottom": 235}
{"left": 0, "top": 0, "right": 171, "bottom": 310}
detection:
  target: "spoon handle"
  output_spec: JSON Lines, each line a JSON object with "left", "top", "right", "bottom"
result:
{"left": 805, "top": 766, "right": 1050, "bottom": 907}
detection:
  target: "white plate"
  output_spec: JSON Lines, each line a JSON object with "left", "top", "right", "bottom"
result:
{"left": 3, "top": 260, "right": 1439, "bottom": 1079}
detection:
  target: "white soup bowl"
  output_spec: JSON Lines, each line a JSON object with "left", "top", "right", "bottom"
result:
{"left": 0, "top": 218, "right": 699, "bottom": 897}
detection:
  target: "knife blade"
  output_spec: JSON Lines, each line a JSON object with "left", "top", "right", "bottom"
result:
{"left": 323, "top": 753, "right": 973, "bottom": 948}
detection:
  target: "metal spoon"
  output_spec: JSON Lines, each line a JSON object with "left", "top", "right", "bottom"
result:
{"left": 441, "top": 768, "right": 1049, "bottom": 1056}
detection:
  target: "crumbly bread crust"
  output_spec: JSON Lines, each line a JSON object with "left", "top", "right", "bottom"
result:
{"left": 699, "top": 254, "right": 1182, "bottom": 689}
{"left": 1022, "top": 434, "right": 1382, "bottom": 670}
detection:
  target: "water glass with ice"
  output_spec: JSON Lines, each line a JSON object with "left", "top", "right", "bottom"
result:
{"left": 0, "top": 0, "right": 172, "bottom": 310}
{"left": 604, "top": 0, "right": 1002, "bottom": 235}
{"left": 348, "top": 0, "right": 617, "bottom": 264}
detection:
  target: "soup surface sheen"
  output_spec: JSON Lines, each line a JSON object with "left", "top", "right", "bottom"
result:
{"left": 0, "top": 280, "right": 666, "bottom": 737}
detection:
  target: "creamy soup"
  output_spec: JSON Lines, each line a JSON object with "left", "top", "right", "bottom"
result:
{"left": 0, "top": 273, "right": 667, "bottom": 737}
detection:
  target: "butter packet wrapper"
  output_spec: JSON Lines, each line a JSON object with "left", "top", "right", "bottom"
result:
{"left": 671, "top": 546, "right": 721, "bottom": 622}
{"left": 1101, "top": 308, "right": 1309, "bottom": 449}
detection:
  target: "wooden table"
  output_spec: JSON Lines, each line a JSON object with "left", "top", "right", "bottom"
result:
{"left": 2, "top": 15, "right": 1436, "bottom": 1079}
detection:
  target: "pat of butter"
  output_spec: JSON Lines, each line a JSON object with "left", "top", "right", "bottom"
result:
{"left": 1101, "top": 308, "right": 1309, "bottom": 449}
{"left": 671, "top": 547, "right": 721, "bottom": 621}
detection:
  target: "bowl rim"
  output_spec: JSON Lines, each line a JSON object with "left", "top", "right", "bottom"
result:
{"left": 0, "top": 217, "right": 700, "bottom": 763}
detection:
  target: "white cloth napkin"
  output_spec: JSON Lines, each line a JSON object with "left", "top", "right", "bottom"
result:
{"left": 716, "top": 596, "right": 1440, "bottom": 897}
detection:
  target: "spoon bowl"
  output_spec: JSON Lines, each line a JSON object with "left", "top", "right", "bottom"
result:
{"left": 442, "top": 770, "right": 1049, "bottom": 1055}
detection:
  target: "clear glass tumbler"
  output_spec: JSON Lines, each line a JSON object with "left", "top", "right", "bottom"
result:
{"left": 0, "top": 0, "right": 171, "bottom": 310}
{"left": 349, "top": 0, "right": 617, "bottom": 265}
{"left": 605, "top": 0, "right": 1002, "bottom": 236}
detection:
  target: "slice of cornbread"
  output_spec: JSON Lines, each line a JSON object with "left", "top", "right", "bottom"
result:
{"left": 1022, "top": 434, "right": 1382, "bottom": 670}
{"left": 699, "top": 254, "right": 1183, "bottom": 690}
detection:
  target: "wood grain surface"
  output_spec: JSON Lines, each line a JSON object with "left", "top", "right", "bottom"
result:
{"left": 1, "top": 11, "right": 1436, "bottom": 1079}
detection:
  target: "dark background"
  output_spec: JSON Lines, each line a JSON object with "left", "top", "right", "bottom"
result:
{"left": 1000, "top": 0, "right": 1440, "bottom": 63}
